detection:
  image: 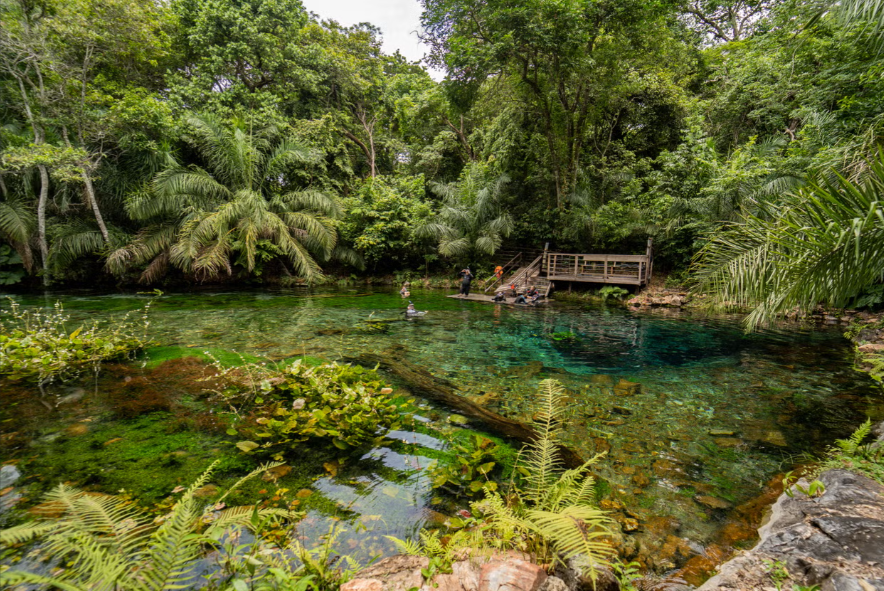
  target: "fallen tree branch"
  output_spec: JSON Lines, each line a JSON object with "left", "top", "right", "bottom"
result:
{"left": 347, "top": 347, "right": 585, "bottom": 468}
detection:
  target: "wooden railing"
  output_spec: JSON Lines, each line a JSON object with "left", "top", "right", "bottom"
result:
{"left": 483, "top": 252, "right": 523, "bottom": 293}
{"left": 506, "top": 254, "right": 544, "bottom": 292}
{"left": 544, "top": 252, "right": 650, "bottom": 285}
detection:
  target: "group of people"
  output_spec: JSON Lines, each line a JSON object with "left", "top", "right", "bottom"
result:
{"left": 399, "top": 265, "right": 544, "bottom": 317}
{"left": 492, "top": 285, "right": 543, "bottom": 305}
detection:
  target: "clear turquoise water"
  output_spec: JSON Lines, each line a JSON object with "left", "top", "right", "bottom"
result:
{"left": 2, "top": 287, "right": 882, "bottom": 569}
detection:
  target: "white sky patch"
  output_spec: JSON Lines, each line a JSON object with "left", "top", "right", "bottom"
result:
{"left": 300, "top": 0, "right": 445, "bottom": 80}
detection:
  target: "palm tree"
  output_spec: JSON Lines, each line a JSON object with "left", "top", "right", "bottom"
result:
{"left": 691, "top": 150, "right": 884, "bottom": 329}
{"left": 418, "top": 162, "right": 514, "bottom": 259}
{"left": 107, "top": 114, "right": 351, "bottom": 283}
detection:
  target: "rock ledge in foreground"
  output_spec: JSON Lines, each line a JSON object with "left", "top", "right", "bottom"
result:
{"left": 698, "top": 468, "right": 884, "bottom": 591}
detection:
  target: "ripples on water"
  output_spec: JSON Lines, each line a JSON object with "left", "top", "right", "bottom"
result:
{"left": 2, "top": 287, "right": 882, "bottom": 570}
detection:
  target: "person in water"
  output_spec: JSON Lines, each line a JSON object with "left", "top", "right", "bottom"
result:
{"left": 400, "top": 282, "right": 410, "bottom": 298}
{"left": 405, "top": 302, "right": 426, "bottom": 317}
{"left": 459, "top": 268, "right": 474, "bottom": 297}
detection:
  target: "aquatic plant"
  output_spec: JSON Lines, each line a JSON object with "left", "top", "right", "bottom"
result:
{"left": 549, "top": 331, "right": 579, "bottom": 342}
{"left": 211, "top": 523, "right": 360, "bottom": 591}
{"left": 391, "top": 379, "right": 614, "bottom": 581}
{"left": 0, "top": 460, "right": 300, "bottom": 591}
{"left": 0, "top": 299, "right": 152, "bottom": 386}
{"left": 219, "top": 359, "right": 402, "bottom": 456}
{"left": 427, "top": 434, "right": 503, "bottom": 498}
{"left": 598, "top": 286, "right": 629, "bottom": 302}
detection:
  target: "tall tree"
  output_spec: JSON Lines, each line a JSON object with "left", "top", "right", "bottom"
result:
{"left": 421, "top": 0, "right": 683, "bottom": 208}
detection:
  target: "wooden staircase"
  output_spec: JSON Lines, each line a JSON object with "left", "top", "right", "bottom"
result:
{"left": 490, "top": 255, "right": 553, "bottom": 297}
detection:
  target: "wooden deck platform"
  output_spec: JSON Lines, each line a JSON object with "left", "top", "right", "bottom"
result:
{"left": 544, "top": 239, "right": 653, "bottom": 287}
{"left": 446, "top": 293, "right": 548, "bottom": 305}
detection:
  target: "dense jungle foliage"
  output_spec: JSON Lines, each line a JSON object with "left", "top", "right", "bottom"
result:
{"left": 1, "top": 0, "right": 883, "bottom": 320}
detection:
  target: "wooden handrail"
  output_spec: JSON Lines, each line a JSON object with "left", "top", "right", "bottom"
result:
{"left": 483, "top": 251, "right": 523, "bottom": 292}
{"left": 506, "top": 254, "right": 543, "bottom": 291}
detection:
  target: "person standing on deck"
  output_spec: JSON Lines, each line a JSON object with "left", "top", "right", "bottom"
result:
{"left": 459, "top": 268, "right": 474, "bottom": 297}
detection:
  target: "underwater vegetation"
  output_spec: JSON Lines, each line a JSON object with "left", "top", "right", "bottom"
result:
{"left": 216, "top": 359, "right": 404, "bottom": 455}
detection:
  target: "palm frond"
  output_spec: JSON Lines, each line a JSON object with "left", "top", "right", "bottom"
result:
{"left": 692, "top": 150, "right": 884, "bottom": 329}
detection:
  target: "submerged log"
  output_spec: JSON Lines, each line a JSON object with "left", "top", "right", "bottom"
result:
{"left": 348, "top": 349, "right": 585, "bottom": 468}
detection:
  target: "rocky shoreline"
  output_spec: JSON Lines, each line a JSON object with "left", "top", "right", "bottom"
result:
{"left": 698, "top": 430, "right": 884, "bottom": 591}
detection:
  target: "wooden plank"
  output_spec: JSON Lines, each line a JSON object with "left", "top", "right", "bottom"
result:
{"left": 547, "top": 274, "right": 642, "bottom": 285}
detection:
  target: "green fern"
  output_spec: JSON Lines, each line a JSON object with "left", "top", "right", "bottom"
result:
{"left": 835, "top": 419, "right": 873, "bottom": 456}
{"left": 398, "top": 379, "right": 615, "bottom": 582}
{"left": 0, "top": 461, "right": 299, "bottom": 591}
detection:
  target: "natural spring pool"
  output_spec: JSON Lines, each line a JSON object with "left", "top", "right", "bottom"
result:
{"left": 1, "top": 287, "right": 882, "bottom": 580}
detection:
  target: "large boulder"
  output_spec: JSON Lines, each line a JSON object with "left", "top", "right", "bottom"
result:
{"left": 698, "top": 469, "right": 884, "bottom": 590}
{"left": 343, "top": 552, "right": 548, "bottom": 591}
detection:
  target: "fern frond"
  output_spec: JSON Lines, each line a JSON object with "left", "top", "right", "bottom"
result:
{"left": 205, "top": 506, "right": 297, "bottom": 537}
{"left": 216, "top": 460, "right": 283, "bottom": 504}
{"left": 180, "top": 460, "right": 220, "bottom": 503}
{"left": 527, "top": 505, "right": 615, "bottom": 567}
{"left": 0, "top": 570, "right": 88, "bottom": 591}
{"left": 0, "top": 521, "right": 57, "bottom": 545}
{"left": 520, "top": 379, "right": 568, "bottom": 505}
{"left": 383, "top": 535, "right": 423, "bottom": 556}
{"left": 136, "top": 499, "right": 205, "bottom": 591}
{"left": 835, "top": 418, "right": 873, "bottom": 456}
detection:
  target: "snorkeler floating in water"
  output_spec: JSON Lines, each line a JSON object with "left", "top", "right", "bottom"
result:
{"left": 405, "top": 301, "right": 427, "bottom": 317}
{"left": 400, "top": 283, "right": 410, "bottom": 298}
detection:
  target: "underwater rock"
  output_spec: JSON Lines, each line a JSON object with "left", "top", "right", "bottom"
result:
{"left": 695, "top": 495, "right": 732, "bottom": 510}
{"left": 589, "top": 374, "right": 615, "bottom": 386}
{"left": 56, "top": 388, "right": 86, "bottom": 405}
{"left": 713, "top": 437, "right": 742, "bottom": 448}
{"left": 618, "top": 516, "right": 641, "bottom": 532}
{"left": 632, "top": 473, "right": 651, "bottom": 488}
{"left": 262, "top": 465, "right": 293, "bottom": 481}
{"left": 708, "top": 430, "right": 735, "bottom": 436}
{"left": 761, "top": 430, "right": 788, "bottom": 447}
{"left": 65, "top": 423, "right": 89, "bottom": 437}
{"left": 448, "top": 414, "right": 469, "bottom": 425}
{"left": 193, "top": 484, "right": 220, "bottom": 498}
{"left": 317, "top": 328, "right": 346, "bottom": 336}
{"left": 0, "top": 464, "right": 21, "bottom": 488}
{"left": 613, "top": 379, "right": 641, "bottom": 396}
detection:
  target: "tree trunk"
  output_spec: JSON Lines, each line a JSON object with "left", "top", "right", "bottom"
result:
{"left": 36, "top": 164, "right": 50, "bottom": 286}
{"left": 348, "top": 349, "right": 586, "bottom": 468}
{"left": 82, "top": 168, "right": 109, "bottom": 242}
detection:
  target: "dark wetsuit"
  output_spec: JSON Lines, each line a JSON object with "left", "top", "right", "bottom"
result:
{"left": 459, "top": 271, "right": 473, "bottom": 296}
